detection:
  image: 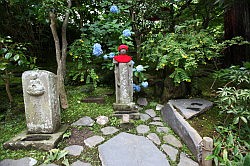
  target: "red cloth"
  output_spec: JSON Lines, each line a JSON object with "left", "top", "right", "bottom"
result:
{"left": 118, "top": 45, "right": 129, "bottom": 51}
{"left": 114, "top": 55, "right": 132, "bottom": 63}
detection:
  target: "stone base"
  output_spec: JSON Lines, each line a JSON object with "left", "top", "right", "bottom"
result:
{"left": 3, "top": 125, "right": 68, "bottom": 151}
{"left": 113, "top": 102, "right": 139, "bottom": 119}
{"left": 114, "top": 112, "right": 140, "bottom": 120}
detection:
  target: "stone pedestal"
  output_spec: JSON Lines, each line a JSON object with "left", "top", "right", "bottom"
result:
{"left": 113, "top": 60, "right": 139, "bottom": 119}
{"left": 22, "top": 70, "right": 61, "bottom": 134}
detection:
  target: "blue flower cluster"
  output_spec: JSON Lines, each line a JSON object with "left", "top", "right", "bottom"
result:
{"left": 93, "top": 43, "right": 103, "bottom": 56}
{"left": 135, "top": 65, "right": 144, "bottom": 72}
{"left": 123, "top": 29, "right": 132, "bottom": 37}
{"left": 133, "top": 84, "right": 141, "bottom": 92}
{"left": 103, "top": 52, "right": 115, "bottom": 60}
{"left": 141, "top": 81, "right": 148, "bottom": 88}
{"left": 110, "top": 5, "right": 119, "bottom": 13}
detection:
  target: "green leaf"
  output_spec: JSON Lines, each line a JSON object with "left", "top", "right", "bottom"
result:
{"left": 62, "top": 159, "right": 69, "bottom": 166}
{"left": 205, "top": 154, "right": 215, "bottom": 160}
{"left": 14, "top": 54, "right": 20, "bottom": 61}
{"left": 5, "top": 53, "right": 12, "bottom": 59}
{"left": 223, "top": 149, "right": 228, "bottom": 161}
{"left": 56, "top": 150, "right": 68, "bottom": 161}
{"left": 233, "top": 117, "right": 239, "bottom": 124}
{"left": 240, "top": 116, "right": 247, "bottom": 123}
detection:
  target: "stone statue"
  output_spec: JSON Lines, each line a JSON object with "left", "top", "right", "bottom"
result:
{"left": 113, "top": 45, "right": 139, "bottom": 120}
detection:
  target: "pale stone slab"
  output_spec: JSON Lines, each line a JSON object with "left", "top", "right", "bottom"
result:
{"left": 22, "top": 70, "right": 60, "bottom": 134}
{"left": 71, "top": 160, "right": 92, "bottom": 166}
{"left": 145, "top": 109, "right": 156, "bottom": 117}
{"left": 169, "top": 99, "right": 213, "bottom": 119}
{"left": 137, "top": 97, "right": 148, "bottom": 106}
{"left": 64, "top": 145, "right": 84, "bottom": 156}
{"left": 84, "top": 136, "right": 104, "bottom": 148}
{"left": 96, "top": 116, "right": 109, "bottom": 125}
{"left": 153, "top": 117, "right": 161, "bottom": 121}
{"left": 161, "top": 144, "right": 178, "bottom": 161}
{"left": 101, "top": 127, "right": 119, "bottom": 135}
{"left": 0, "top": 157, "right": 37, "bottom": 166}
{"left": 140, "top": 113, "right": 151, "bottom": 121}
{"left": 40, "top": 163, "right": 58, "bottom": 166}
{"left": 149, "top": 122, "right": 164, "bottom": 126}
{"left": 136, "top": 125, "right": 150, "bottom": 134}
{"left": 178, "top": 153, "right": 199, "bottom": 166}
{"left": 98, "top": 132, "right": 170, "bottom": 166}
{"left": 156, "top": 104, "right": 164, "bottom": 111}
{"left": 163, "top": 134, "right": 183, "bottom": 148}
{"left": 147, "top": 133, "right": 161, "bottom": 145}
{"left": 156, "top": 127, "right": 170, "bottom": 134}
{"left": 71, "top": 116, "right": 94, "bottom": 127}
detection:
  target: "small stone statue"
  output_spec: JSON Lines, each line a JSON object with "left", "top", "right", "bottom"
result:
{"left": 114, "top": 44, "right": 132, "bottom": 63}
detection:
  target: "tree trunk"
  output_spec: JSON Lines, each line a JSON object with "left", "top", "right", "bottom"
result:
{"left": 4, "top": 71, "right": 13, "bottom": 104}
{"left": 224, "top": 0, "right": 250, "bottom": 66}
{"left": 49, "top": 0, "right": 71, "bottom": 109}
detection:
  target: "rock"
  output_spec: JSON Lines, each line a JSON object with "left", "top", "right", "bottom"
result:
{"left": 98, "top": 132, "right": 170, "bottom": 166}
{"left": 140, "top": 113, "right": 151, "bottom": 121}
{"left": 84, "top": 136, "right": 104, "bottom": 148}
{"left": 153, "top": 117, "right": 161, "bottom": 121}
{"left": 137, "top": 97, "right": 148, "bottom": 106}
{"left": 96, "top": 116, "right": 109, "bottom": 125}
{"left": 71, "top": 116, "right": 94, "bottom": 127}
{"left": 156, "top": 104, "right": 164, "bottom": 111}
{"left": 136, "top": 125, "right": 150, "bottom": 134}
{"left": 156, "top": 127, "right": 170, "bottom": 134}
{"left": 0, "top": 157, "right": 37, "bottom": 166}
{"left": 163, "top": 134, "right": 183, "bottom": 148}
{"left": 40, "top": 164, "right": 58, "bottom": 166}
{"left": 149, "top": 122, "right": 164, "bottom": 126}
{"left": 147, "top": 133, "right": 161, "bottom": 145}
{"left": 145, "top": 109, "right": 156, "bottom": 117}
{"left": 161, "top": 144, "right": 178, "bottom": 161}
{"left": 64, "top": 145, "right": 84, "bottom": 156}
{"left": 101, "top": 127, "right": 119, "bottom": 135}
{"left": 178, "top": 153, "right": 199, "bottom": 166}
{"left": 71, "top": 160, "right": 92, "bottom": 166}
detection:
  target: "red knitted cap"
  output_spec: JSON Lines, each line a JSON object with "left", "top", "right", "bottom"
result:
{"left": 118, "top": 44, "right": 129, "bottom": 51}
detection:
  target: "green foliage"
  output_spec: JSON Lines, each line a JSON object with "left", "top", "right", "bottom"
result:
{"left": 44, "top": 149, "right": 69, "bottom": 166}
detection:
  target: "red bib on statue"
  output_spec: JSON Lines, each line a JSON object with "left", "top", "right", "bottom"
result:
{"left": 114, "top": 55, "right": 132, "bottom": 63}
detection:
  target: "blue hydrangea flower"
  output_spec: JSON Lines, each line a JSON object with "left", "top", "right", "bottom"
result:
{"left": 136, "top": 65, "right": 144, "bottom": 72}
{"left": 141, "top": 81, "right": 149, "bottom": 88}
{"left": 110, "top": 5, "right": 119, "bottom": 13}
{"left": 133, "top": 84, "right": 141, "bottom": 92}
{"left": 103, "top": 55, "right": 108, "bottom": 60}
{"left": 123, "top": 29, "right": 132, "bottom": 37}
{"left": 93, "top": 43, "right": 103, "bottom": 56}
{"left": 109, "top": 52, "right": 115, "bottom": 58}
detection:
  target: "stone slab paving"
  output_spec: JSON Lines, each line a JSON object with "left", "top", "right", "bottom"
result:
{"left": 136, "top": 125, "right": 150, "bottom": 134}
{"left": 149, "top": 121, "right": 164, "bottom": 126}
{"left": 147, "top": 133, "right": 161, "bottom": 145}
{"left": 156, "top": 127, "right": 170, "bottom": 133}
{"left": 40, "top": 164, "right": 58, "bottom": 166}
{"left": 64, "top": 145, "right": 84, "bottom": 156}
{"left": 98, "top": 132, "right": 170, "bottom": 166}
{"left": 71, "top": 160, "right": 92, "bottom": 166}
{"left": 161, "top": 144, "right": 178, "bottom": 162}
{"left": 140, "top": 113, "right": 151, "bottom": 121}
{"left": 145, "top": 109, "right": 156, "bottom": 117}
{"left": 71, "top": 116, "right": 95, "bottom": 126}
{"left": 163, "top": 134, "right": 183, "bottom": 148}
{"left": 156, "top": 104, "right": 164, "bottom": 111}
{"left": 96, "top": 116, "right": 109, "bottom": 125}
{"left": 153, "top": 117, "right": 161, "bottom": 121}
{"left": 178, "top": 153, "right": 199, "bottom": 166}
{"left": 0, "top": 157, "right": 37, "bottom": 166}
{"left": 101, "top": 126, "right": 119, "bottom": 135}
{"left": 84, "top": 135, "right": 105, "bottom": 148}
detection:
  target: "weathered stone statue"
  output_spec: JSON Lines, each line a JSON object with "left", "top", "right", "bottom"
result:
{"left": 113, "top": 45, "right": 139, "bottom": 120}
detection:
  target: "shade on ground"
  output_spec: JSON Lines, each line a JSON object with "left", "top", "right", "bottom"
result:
{"left": 98, "top": 132, "right": 170, "bottom": 166}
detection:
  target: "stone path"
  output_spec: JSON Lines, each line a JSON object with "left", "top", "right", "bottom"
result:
{"left": 0, "top": 104, "right": 199, "bottom": 166}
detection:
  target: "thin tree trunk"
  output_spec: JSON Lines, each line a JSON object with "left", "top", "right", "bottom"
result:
{"left": 4, "top": 71, "right": 13, "bottom": 104}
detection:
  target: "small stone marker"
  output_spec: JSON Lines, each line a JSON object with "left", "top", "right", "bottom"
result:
{"left": 71, "top": 116, "right": 94, "bottom": 127}
{"left": 122, "top": 114, "right": 130, "bottom": 123}
{"left": 22, "top": 70, "right": 60, "bottom": 133}
{"left": 137, "top": 97, "right": 148, "bottom": 106}
{"left": 136, "top": 125, "right": 150, "bottom": 134}
{"left": 178, "top": 153, "right": 199, "bottom": 166}
{"left": 98, "top": 132, "right": 170, "bottom": 166}
{"left": 156, "top": 127, "right": 170, "bottom": 133}
{"left": 202, "top": 137, "right": 213, "bottom": 166}
{"left": 96, "top": 116, "right": 109, "bottom": 125}
{"left": 163, "top": 134, "right": 183, "bottom": 148}
{"left": 140, "top": 113, "right": 151, "bottom": 121}
{"left": 101, "top": 127, "right": 119, "bottom": 135}
{"left": 161, "top": 144, "right": 178, "bottom": 161}
{"left": 149, "top": 122, "right": 164, "bottom": 126}
{"left": 0, "top": 157, "right": 37, "bottom": 166}
{"left": 84, "top": 136, "right": 104, "bottom": 148}
{"left": 81, "top": 96, "right": 104, "bottom": 104}
{"left": 64, "top": 145, "right": 84, "bottom": 156}
{"left": 71, "top": 160, "right": 92, "bottom": 166}
{"left": 147, "top": 133, "right": 161, "bottom": 145}
{"left": 145, "top": 109, "right": 156, "bottom": 117}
